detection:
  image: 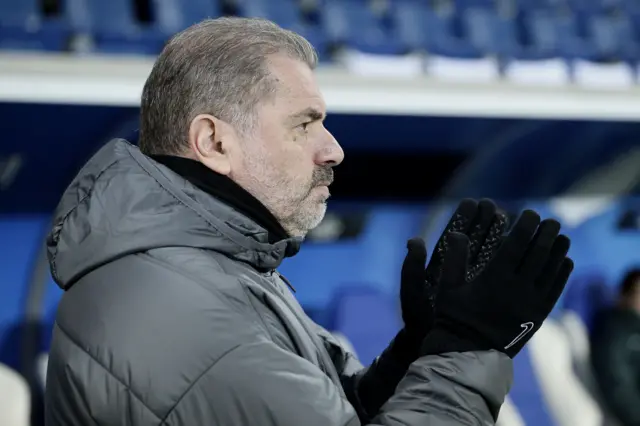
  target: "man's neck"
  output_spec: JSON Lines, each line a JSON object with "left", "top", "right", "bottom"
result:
{"left": 150, "top": 155, "right": 290, "bottom": 244}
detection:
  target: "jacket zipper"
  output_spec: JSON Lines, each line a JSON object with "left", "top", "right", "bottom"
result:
{"left": 276, "top": 271, "right": 296, "bottom": 293}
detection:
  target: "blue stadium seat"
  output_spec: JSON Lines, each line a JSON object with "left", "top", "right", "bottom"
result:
{"left": 454, "top": 0, "right": 495, "bottom": 10}
{"left": 321, "top": 0, "right": 405, "bottom": 55}
{"left": 565, "top": 0, "right": 620, "bottom": 13}
{"left": 518, "top": 10, "right": 562, "bottom": 58}
{"left": 462, "top": 7, "right": 501, "bottom": 54}
{"left": 391, "top": 1, "right": 483, "bottom": 57}
{"left": 0, "top": 0, "right": 69, "bottom": 51}
{"left": 623, "top": 0, "right": 640, "bottom": 13}
{"left": 492, "top": 14, "right": 560, "bottom": 60}
{"left": 458, "top": 3, "right": 559, "bottom": 60}
{"left": 68, "top": 0, "right": 166, "bottom": 55}
{"left": 152, "top": 0, "right": 221, "bottom": 35}
{"left": 518, "top": 315, "right": 604, "bottom": 425}
{"left": 325, "top": 286, "right": 401, "bottom": 365}
{"left": 425, "top": 9, "right": 485, "bottom": 59}
{"left": 235, "top": 0, "right": 329, "bottom": 61}
{"left": 236, "top": 0, "right": 300, "bottom": 28}
{"left": 73, "top": 0, "right": 222, "bottom": 53}
{"left": 572, "top": 200, "right": 640, "bottom": 287}
{"left": 563, "top": 270, "right": 614, "bottom": 332}
{"left": 556, "top": 0, "right": 640, "bottom": 62}
{"left": 0, "top": 215, "right": 50, "bottom": 371}
{"left": 589, "top": 13, "right": 640, "bottom": 61}
{"left": 513, "top": 0, "right": 565, "bottom": 62}
{"left": 39, "top": 270, "right": 62, "bottom": 352}
{"left": 294, "top": 25, "right": 331, "bottom": 62}
{"left": 514, "top": 0, "right": 564, "bottom": 12}
{"left": 510, "top": 346, "right": 557, "bottom": 426}
{"left": 279, "top": 205, "right": 427, "bottom": 315}
{"left": 391, "top": 1, "right": 436, "bottom": 52}
{"left": 556, "top": 13, "right": 601, "bottom": 60}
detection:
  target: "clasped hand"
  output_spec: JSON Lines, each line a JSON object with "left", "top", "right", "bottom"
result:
{"left": 400, "top": 199, "right": 573, "bottom": 358}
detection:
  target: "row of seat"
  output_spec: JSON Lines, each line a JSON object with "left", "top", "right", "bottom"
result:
{"left": 326, "top": 0, "right": 640, "bottom": 60}
{"left": 1, "top": 0, "right": 640, "bottom": 62}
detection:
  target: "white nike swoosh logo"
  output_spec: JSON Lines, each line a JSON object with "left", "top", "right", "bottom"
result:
{"left": 505, "top": 322, "right": 535, "bottom": 350}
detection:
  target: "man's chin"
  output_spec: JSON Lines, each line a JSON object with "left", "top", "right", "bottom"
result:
{"left": 281, "top": 200, "right": 328, "bottom": 238}
{"left": 313, "top": 185, "right": 330, "bottom": 198}
{"left": 304, "top": 203, "right": 328, "bottom": 233}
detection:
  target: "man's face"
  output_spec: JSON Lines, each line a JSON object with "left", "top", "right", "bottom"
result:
{"left": 230, "top": 55, "right": 344, "bottom": 237}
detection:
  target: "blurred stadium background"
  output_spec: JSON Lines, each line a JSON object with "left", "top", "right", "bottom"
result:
{"left": 0, "top": 0, "right": 639, "bottom": 425}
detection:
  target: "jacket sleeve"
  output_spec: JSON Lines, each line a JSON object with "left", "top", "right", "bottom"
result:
{"left": 318, "top": 328, "right": 422, "bottom": 422}
{"left": 164, "top": 338, "right": 512, "bottom": 426}
{"left": 591, "top": 324, "right": 640, "bottom": 426}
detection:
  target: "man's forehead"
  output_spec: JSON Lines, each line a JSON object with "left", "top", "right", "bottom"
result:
{"left": 267, "top": 54, "right": 326, "bottom": 114}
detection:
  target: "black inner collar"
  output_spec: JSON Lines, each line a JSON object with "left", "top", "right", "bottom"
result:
{"left": 151, "top": 155, "right": 289, "bottom": 244}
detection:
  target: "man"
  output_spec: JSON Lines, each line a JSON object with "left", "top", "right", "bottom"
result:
{"left": 45, "top": 17, "right": 573, "bottom": 425}
{"left": 591, "top": 268, "right": 640, "bottom": 426}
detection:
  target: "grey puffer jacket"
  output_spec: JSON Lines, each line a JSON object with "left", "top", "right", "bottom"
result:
{"left": 45, "top": 139, "right": 512, "bottom": 426}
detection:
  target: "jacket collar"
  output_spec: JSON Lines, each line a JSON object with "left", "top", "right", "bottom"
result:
{"left": 47, "top": 140, "right": 302, "bottom": 289}
{"left": 150, "top": 155, "right": 289, "bottom": 244}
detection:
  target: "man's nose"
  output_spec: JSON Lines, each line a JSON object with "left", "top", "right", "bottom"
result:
{"left": 316, "top": 128, "right": 344, "bottom": 167}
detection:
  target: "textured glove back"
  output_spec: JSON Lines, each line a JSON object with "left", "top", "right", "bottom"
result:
{"left": 421, "top": 210, "right": 574, "bottom": 358}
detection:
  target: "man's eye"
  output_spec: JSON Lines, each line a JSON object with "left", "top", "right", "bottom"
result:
{"left": 299, "top": 122, "right": 310, "bottom": 131}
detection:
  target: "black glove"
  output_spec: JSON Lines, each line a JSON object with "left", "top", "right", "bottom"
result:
{"left": 355, "top": 199, "right": 509, "bottom": 419}
{"left": 397, "top": 198, "right": 509, "bottom": 358}
{"left": 421, "top": 209, "right": 574, "bottom": 358}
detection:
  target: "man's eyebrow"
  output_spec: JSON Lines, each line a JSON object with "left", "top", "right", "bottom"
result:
{"left": 289, "top": 107, "right": 325, "bottom": 122}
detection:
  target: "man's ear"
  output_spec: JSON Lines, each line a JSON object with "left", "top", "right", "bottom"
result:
{"left": 188, "top": 114, "right": 232, "bottom": 175}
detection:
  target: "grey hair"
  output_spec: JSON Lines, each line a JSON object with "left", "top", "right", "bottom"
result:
{"left": 138, "top": 17, "right": 318, "bottom": 155}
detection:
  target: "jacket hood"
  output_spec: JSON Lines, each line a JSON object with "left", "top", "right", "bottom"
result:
{"left": 47, "top": 139, "right": 301, "bottom": 290}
